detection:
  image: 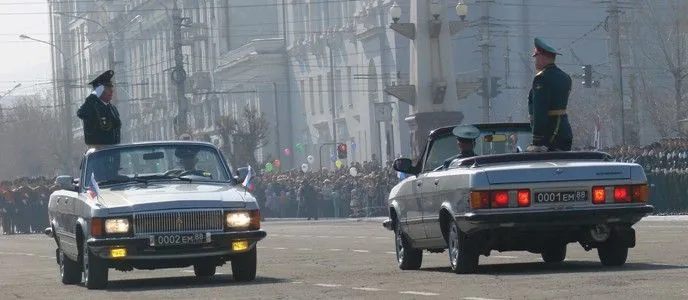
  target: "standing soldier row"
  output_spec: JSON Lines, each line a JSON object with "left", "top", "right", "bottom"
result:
{"left": 0, "top": 177, "right": 56, "bottom": 235}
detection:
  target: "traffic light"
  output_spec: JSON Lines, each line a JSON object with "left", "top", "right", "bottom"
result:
{"left": 337, "top": 143, "right": 347, "bottom": 159}
{"left": 582, "top": 64, "right": 592, "bottom": 88}
{"left": 477, "top": 76, "right": 502, "bottom": 98}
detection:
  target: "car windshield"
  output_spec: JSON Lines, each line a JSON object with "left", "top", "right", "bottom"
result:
{"left": 82, "top": 144, "right": 233, "bottom": 187}
{"left": 423, "top": 125, "right": 533, "bottom": 171}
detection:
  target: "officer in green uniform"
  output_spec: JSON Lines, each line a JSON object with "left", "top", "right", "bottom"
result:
{"left": 164, "top": 147, "right": 212, "bottom": 177}
{"left": 527, "top": 38, "right": 573, "bottom": 152}
{"left": 439, "top": 125, "right": 480, "bottom": 169}
{"left": 77, "top": 70, "right": 121, "bottom": 149}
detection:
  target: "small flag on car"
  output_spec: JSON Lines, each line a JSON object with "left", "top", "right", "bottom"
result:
{"left": 88, "top": 172, "right": 101, "bottom": 199}
{"left": 242, "top": 165, "right": 254, "bottom": 192}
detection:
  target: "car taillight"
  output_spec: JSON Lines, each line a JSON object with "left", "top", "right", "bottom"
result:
{"left": 470, "top": 191, "right": 489, "bottom": 209}
{"left": 491, "top": 191, "right": 509, "bottom": 208}
{"left": 517, "top": 189, "right": 531, "bottom": 207}
{"left": 592, "top": 186, "right": 606, "bottom": 204}
{"left": 631, "top": 184, "right": 649, "bottom": 202}
{"left": 613, "top": 186, "right": 631, "bottom": 203}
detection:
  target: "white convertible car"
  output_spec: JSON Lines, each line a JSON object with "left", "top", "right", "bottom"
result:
{"left": 383, "top": 123, "right": 654, "bottom": 274}
{"left": 45, "top": 141, "right": 265, "bottom": 289}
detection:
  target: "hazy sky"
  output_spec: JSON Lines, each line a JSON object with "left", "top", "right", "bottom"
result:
{"left": 0, "top": 0, "right": 53, "bottom": 97}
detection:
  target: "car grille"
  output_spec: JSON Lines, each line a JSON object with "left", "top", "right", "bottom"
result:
{"left": 133, "top": 209, "right": 224, "bottom": 234}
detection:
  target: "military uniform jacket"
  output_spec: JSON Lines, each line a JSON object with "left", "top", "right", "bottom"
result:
{"left": 77, "top": 94, "right": 121, "bottom": 145}
{"left": 527, "top": 63, "right": 573, "bottom": 146}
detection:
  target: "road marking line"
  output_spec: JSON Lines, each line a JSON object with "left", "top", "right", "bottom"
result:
{"left": 316, "top": 235, "right": 328, "bottom": 238}
{"left": 25, "top": 253, "right": 35, "bottom": 256}
{"left": 400, "top": 291, "right": 440, "bottom": 296}
{"left": 315, "top": 283, "right": 342, "bottom": 288}
{"left": 353, "top": 249, "right": 369, "bottom": 253}
{"left": 333, "top": 236, "right": 346, "bottom": 238}
{"left": 352, "top": 287, "right": 385, "bottom": 292}
{"left": 273, "top": 247, "right": 287, "bottom": 250}
{"left": 354, "top": 236, "right": 366, "bottom": 239}
{"left": 462, "top": 297, "right": 504, "bottom": 300}
{"left": 297, "top": 248, "right": 312, "bottom": 251}
{"left": 291, "top": 281, "right": 304, "bottom": 284}
{"left": 257, "top": 246, "right": 266, "bottom": 249}
{"left": 282, "top": 235, "right": 295, "bottom": 238}
{"left": 373, "top": 236, "right": 388, "bottom": 239}
{"left": 493, "top": 255, "right": 518, "bottom": 259}
{"left": 386, "top": 251, "right": 396, "bottom": 254}
{"left": 328, "top": 248, "right": 342, "bottom": 251}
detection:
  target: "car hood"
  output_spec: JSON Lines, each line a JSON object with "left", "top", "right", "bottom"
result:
{"left": 94, "top": 183, "right": 248, "bottom": 213}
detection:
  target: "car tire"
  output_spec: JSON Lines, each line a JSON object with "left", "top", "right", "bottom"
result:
{"left": 395, "top": 221, "right": 422, "bottom": 270}
{"left": 597, "top": 240, "right": 628, "bottom": 267}
{"left": 448, "top": 221, "right": 479, "bottom": 274}
{"left": 59, "top": 249, "right": 82, "bottom": 285}
{"left": 193, "top": 264, "right": 217, "bottom": 277}
{"left": 83, "top": 240, "right": 108, "bottom": 290}
{"left": 541, "top": 244, "right": 567, "bottom": 263}
{"left": 231, "top": 247, "right": 257, "bottom": 282}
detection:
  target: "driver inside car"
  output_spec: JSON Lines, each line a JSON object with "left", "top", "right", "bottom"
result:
{"left": 164, "top": 147, "right": 212, "bottom": 178}
{"left": 436, "top": 125, "right": 480, "bottom": 170}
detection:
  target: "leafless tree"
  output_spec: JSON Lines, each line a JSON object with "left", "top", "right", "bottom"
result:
{"left": 0, "top": 96, "right": 69, "bottom": 179}
{"left": 215, "top": 106, "right": 270, "bottom": 168}
{"left": 629, "top": 0, "right": 688, "bottom": 135}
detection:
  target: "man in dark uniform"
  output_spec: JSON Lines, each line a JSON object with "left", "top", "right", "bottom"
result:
{"left": 527, "top": 38, "right": 573, "bottom": 152}
{"left": 77, "top": 70, "right": 121, "bottom": 149}
{"left": 164, "top": 147, "right": 212, "bottom": 177}
{"left": 439, "top": 125, "right": 480, "bottom": 169}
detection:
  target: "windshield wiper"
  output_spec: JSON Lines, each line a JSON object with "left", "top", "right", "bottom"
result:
{"left": 97, "top": 177, "right": 149, "bottom": 185}
{"left": 136, "top": 174, "right": 193, "bottom": 182}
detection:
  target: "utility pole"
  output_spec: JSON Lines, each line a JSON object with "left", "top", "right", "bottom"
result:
{"left": 325, "top": 0, "right": 337, "bottom": 166}
{"left": 479, "top": 0, "right": 493, "bottom": 123}
{"left": 171, "top": 1, "right": 189, "bottom": 139}
{"left": 608, "top": 0, "right": 625, "bottom": 145}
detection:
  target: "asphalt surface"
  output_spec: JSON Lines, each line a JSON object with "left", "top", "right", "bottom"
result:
{"left": 1, "top": 216, "right": 688, "bottom": 300}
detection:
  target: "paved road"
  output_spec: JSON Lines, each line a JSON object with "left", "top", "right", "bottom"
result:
{"left": 1, "top": 217, "right": 687, "bottom": 300}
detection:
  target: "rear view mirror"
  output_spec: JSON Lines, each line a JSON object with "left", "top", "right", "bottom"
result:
{"left": 236, "top": 167, "right": 249, "bottom": 183}
{"left": 55, "top": 175, "right": 74, "bottom": 191}
{"left": 143, "top": 152, "right": 164, "bottom": 160}
{"left": 393, "top": 158, "right": 415, "bottom": 175}
{"left": 483, "top": 134, "right": 507, "bottom": 142}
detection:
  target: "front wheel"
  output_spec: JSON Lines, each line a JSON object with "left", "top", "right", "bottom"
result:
{"left": 59, "top": 248, "right": 81, "bottom": 285}
{"left": 541, "top": 244, "right": 567, "bottom": 263}
{"left": 231, "top": 247, "right": 257, "bottom": 282}
{"left": 394, "top": 221, "right": 422, "bottom": 270}
{"left": 448, "top": 221, "right": 479, "bottom": 274}
{"left": 83, "top": 241, "right": 108, "bottom": 290}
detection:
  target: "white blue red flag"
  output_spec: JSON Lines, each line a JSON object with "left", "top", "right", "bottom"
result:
{"left": 242, "top": 165, "right": 254, "bottom": 191}
{"left": 397, "top": 171, "right": 408, "bottom": 180}
{"left": 88, "top": 172, "right": 101, "bottom": 199}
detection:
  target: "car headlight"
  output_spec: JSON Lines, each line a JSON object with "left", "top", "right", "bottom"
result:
{"left": 226, "top": 212, "right": 251, "bottom": 228}
{"left": 104, "top": 218, "right": 130, "bottom": 234}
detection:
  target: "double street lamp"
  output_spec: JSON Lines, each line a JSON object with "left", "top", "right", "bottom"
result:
{"left": 389, "top": 1, "right": 468, "bottom": 39}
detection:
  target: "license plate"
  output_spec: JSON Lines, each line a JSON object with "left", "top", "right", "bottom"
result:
{"left": 534, "top": 191, "right": 588, "bottom": 203}
{"left": 152, "top": 233, "right": 206, "bottom": 246}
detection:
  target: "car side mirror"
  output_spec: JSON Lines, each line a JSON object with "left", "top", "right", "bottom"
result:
{"left": 393, "top": 158, "right": 415, "bottom": 175}
{"left": 55, "top": 175, "right": 74, "bottom": 191}
{"left": 235, "top": 167, "right": 249, "bottom": 183}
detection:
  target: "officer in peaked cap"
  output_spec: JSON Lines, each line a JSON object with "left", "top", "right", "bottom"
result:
{"left": 527, "top": 37, "right": 573, "bottom": 152}
{"left": 77, "top": 70, "right": 121, "bottom": 149}
{"left": 166, "top": 146, "right": 211, "bottom": 177}
{"left": 438, "top": 125, "right": 481, "bottom": 170}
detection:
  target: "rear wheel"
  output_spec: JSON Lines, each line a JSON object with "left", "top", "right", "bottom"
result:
{"left": 231, "top": 247, "right": 257, "bottom": 282}
{"left": 193, "top": 264, "right": 217, "bottom": 277}
{"left": 448, "top": 221, "right": 479, "bottom": 274}
{"left": 541, "top": 244, "right": 567, "bottom": 263}
{"left": 598, "top": 241, "right": 628, "bottom": 266}
{"left": 394, "top": 221, "right": 422, "bottom": 270}
{"left": 59, "top": 248, "right": 81, "bottom": 285}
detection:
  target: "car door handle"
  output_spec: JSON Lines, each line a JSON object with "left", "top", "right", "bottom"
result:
{"left": 416, "top": 180, "right": 422, "bottom": 187}
{"left": 434, "top": 179, "right": 439, "bottom": 185}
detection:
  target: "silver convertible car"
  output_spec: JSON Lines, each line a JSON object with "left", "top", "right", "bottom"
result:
{"left": 45, "top": 141, "right": 265, "bottom": 289}
{"left": 383, "top": 123, "right": 654, "bottom": 274}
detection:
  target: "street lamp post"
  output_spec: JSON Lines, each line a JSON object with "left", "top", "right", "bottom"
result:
{"left": 385, "top": 1, "right": 470, "bottom": 158}
{"left": 19, "top": 34, "right": 73, "bottom": 172}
